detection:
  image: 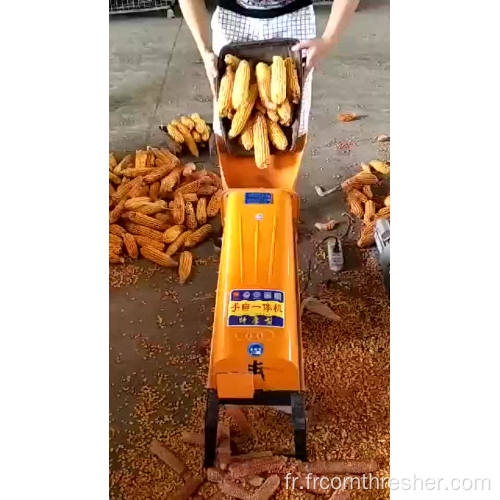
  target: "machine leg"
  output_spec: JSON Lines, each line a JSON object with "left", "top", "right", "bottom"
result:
{"left": 291, "top": 392, "right": 307, "bottom": 461}
{"left": 204, "top": 390, "right": 219, "bottom": 467}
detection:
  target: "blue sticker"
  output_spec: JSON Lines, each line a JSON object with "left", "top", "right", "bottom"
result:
{"left": 245, "top": 192, "right": 273, "bottom": 205}
{"left": 248, "top": 343, "right": 264, "bottom": 357}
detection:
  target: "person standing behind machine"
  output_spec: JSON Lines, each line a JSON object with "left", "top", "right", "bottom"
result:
{"left": 179, "top": 0, "right": 359, "bottom": 136}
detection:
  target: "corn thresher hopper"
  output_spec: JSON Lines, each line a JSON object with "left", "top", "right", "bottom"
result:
{"left": 204, "top": 40, "right": 308, "bottom": 467}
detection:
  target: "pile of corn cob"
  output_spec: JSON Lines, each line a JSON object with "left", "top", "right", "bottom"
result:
{"left": 342, "top": 160, "right": 390, "bottom": 248}
{"left": 109, "top": 148, "right": 223, "bottom": 283}
{"left": 161, "top": 113, "right": 211, "bottom": 158}
{"left": 218, "top": 53, "right": 301, "bottom": 169}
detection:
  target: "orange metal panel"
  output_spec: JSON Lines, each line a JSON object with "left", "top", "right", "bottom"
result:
{"left": 208, "top": 188, "right": 303, "bottom": 396}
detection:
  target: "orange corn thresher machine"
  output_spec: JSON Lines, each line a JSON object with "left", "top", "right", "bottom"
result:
{"left": 204, "top": 40, "right": 308, "bottom": 466}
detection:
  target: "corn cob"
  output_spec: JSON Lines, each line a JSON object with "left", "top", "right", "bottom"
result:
{"left": 140, "top": 247, "right": 178, "bottom": 267}
{"left": 176, "top": 178, "right": 209, "bottom": 195}
{"left": 152, "top": 148, "right": 180, "bottom": 169}
{"left": 132, "top": 184, "right": 149, "bottom": 198}
{"left": 191, "top": 130, "right": 201, "bottom": 142}
{"left": 355, "top": 171, "right": 379, "bottom": 185}
{"left": 384, "top": 195, "right": 390, "bottom": 207}
{"left": 122, "top": 232, "right": 138, "bottom": 258}
{"left": 144, "top": 163, "right": 178, "bottom": 184}
{"left": 240, "top": 117, "right": 254, "bottom": 150}
{"left": 218, "top": 66, "right": 235, "bottom": 118}
{"left": 109, "top": 223, "right": 127, "bottom": 237}
{"left": 181, "top": 193, "right": 197, "bottom": 203}
{"left": 111, "top": 175, "right": 143, "bottom": 204}
{"left": 134, "top": 235, "right": 165, "bottom": 251}
{"left": 196, "top": 197, "right": 207, "bottom": 224}
{"left": 109, "top": 182, "right": 116, "bottom": 196}
{"left": 277, "top": 98, "right": 292, "bottom": 126}
{"left": 224, "top": 53, "right": 240, "bottom": 70}
{"left": 184, "top": 201, "right": 198, "bottom": 230}
{"left": 232, "top": 60, "right": 250, "bottom": 109}
{"left": 149, "top": 181, "right": 160, "bottom": 201}
{"left": 166, "top": 230, "right": 193, "bottom": 255}
{"left": 207, "top": 170, "right": 222, "bottom": 188}
{"left": 285, "top": 57, "right": 301, "bottom": 104}
{"left": 201, "top": 128, "right": 210, "bottom": 142}
{"left": 271, "top": 56, "right": 286, "bottom": 105}
{"left": 123, "top": 222, "right": 164, "bottom": 242}
{"left": 163, "top": 224, "right": 186, "bottom": 243}
{"left": 267, "top": 108, "right": 280, "bottom": 122}
{"left": 124, "top": 196, "right": 151, "bottom": 211}
{"left": 253, "top": 475, "right": 280, "bottom": 500}
{"left": 347, "top": 189, "right": 368, "bottom": 204}
{"left": 228, "top": 457, "right": 287, "bottom": 479}
{"left": 362, "top": 185, "right": 373, "bottom": 199}
{"left": 357, "top": 222, "right": 376, "bottom": 248}
{"left": 159, "top": 166, "right": 182, "bottom": 196}
{"left": 109, "top": 198, "right": 126, "bottom": 224}
{"left": 360, "top": 162, "right": 371, "bottom": 172}
{"left": 180, "top": 115, "right": 195, "bottom": 131}
{"left": 219, "top": 479, "right": 252, "bottom": 500}
{"left": 121, "top": 167, "right": 156, "bottom": 178}
{"left": 376, "top": 206, "right": 390, "bottom": 219}
{"left": 134, "top": 150, "right": 149, "bottom": 169}
{"left": 174, "top": 120, "right": 199, "bottom": 157}
{"left": 207, "top": 189, "right": 223, "bottom": 217}
{"left": 114, "top": 153, "right": 134, "bottom": 175}
{"left": 255, "top": 62, "right": 276, "bottom": 110}
{"left": 363, "top": 200, "right": 376, "bottom": 224}
{"left": 349, "top": 198, "right": 364, "bottom": 218}
{"left": 206, "top": 466, "right": 225, "bottom": 482}
{"left": 197, "top": 184, "right": 217, "bottom": 196}
{"left": 109, "top": 152, "right": 118, "bottom": 170}
{"left": 122, "top": 211, "right": 167, "bottom": 231}
{"left": 184, "top": 224, "right": 212, "bottom": 248}
{"left": 109, "top": 242, "right": 122, "bottom": 256}
{"left": 109, "top": 171, "right": 121, "bottom": 185}
{"left": 178, "top": 251, "right": 193, "bottom": 284}
{"left": 253, "top": 113, "right": 271, "bottom": 169}
{"left": 267, "top": 119, "right": 288, "bottom": 151}
{"left": 109, "top": 233, "right": 123, "bottom": 246}
{"left": 173, "top": 192, "right": 185, "bottom": 225}
{"left": 109, "top": 251, "right": 124, "bottom": 264}
{"left": 341, "top": 172, "right": 378, "bottom": 192}
{"left": 369, "top": 159, "right": 390, "bottom": 174}
{"left": 167, "top": 123, "right": 184, "bottom": 144}
{"left": 255, "top": 99, "right": 267, "bottom": 114}
{"left": 190, "top": 113, "right": 209, "bottom": 135}
{"left": 154, "top": 212, "right": 171, "bottom": 224}
{"left": 136, "top": 200, "right": 169, "bottom": 215}
{"left": 229, "top": 84, "right": 258, "bottom": 138}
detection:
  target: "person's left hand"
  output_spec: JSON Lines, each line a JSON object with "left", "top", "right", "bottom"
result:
{"left": 292, "top": 38, "right": 335, "bottom": 76}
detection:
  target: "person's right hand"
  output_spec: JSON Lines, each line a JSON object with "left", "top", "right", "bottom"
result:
{"left": 201, "top": 49, "right": 218, "bottom": 97}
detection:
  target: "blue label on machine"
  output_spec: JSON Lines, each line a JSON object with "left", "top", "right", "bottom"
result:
{"left": 248, "top": 343, "right": 264, "bottom": 357}
{"left": 245, "top": 192, "right": 273, "bottom": 205}
{"left": 227, "top": 289, "right": 285, "bottom": 328}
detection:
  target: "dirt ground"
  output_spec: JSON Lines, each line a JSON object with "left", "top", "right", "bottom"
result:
{"left": 110, "top": 2, "right": 389, "bottom": 498}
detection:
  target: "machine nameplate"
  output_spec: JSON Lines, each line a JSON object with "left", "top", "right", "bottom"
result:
{"left": 227, "top": 289, "right": 284, "bottom": 327}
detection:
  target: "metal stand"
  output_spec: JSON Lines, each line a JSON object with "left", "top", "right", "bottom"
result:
{"left": 204, "top": 389, "right": 307, "bottom": 467}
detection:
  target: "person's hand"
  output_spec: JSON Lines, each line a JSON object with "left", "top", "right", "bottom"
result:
{"left": 292, "top": 38, "right": 335, "bottom": 76}
{"left": 201, "top": 49, "right": 218, "bottom": 97}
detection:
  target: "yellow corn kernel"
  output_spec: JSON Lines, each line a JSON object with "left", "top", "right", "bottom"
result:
{"left": 232, "top": 60, "right": 250, "bottom": 109}
{"left": 271, "top": 56, "right": 286, "bottom": 105}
